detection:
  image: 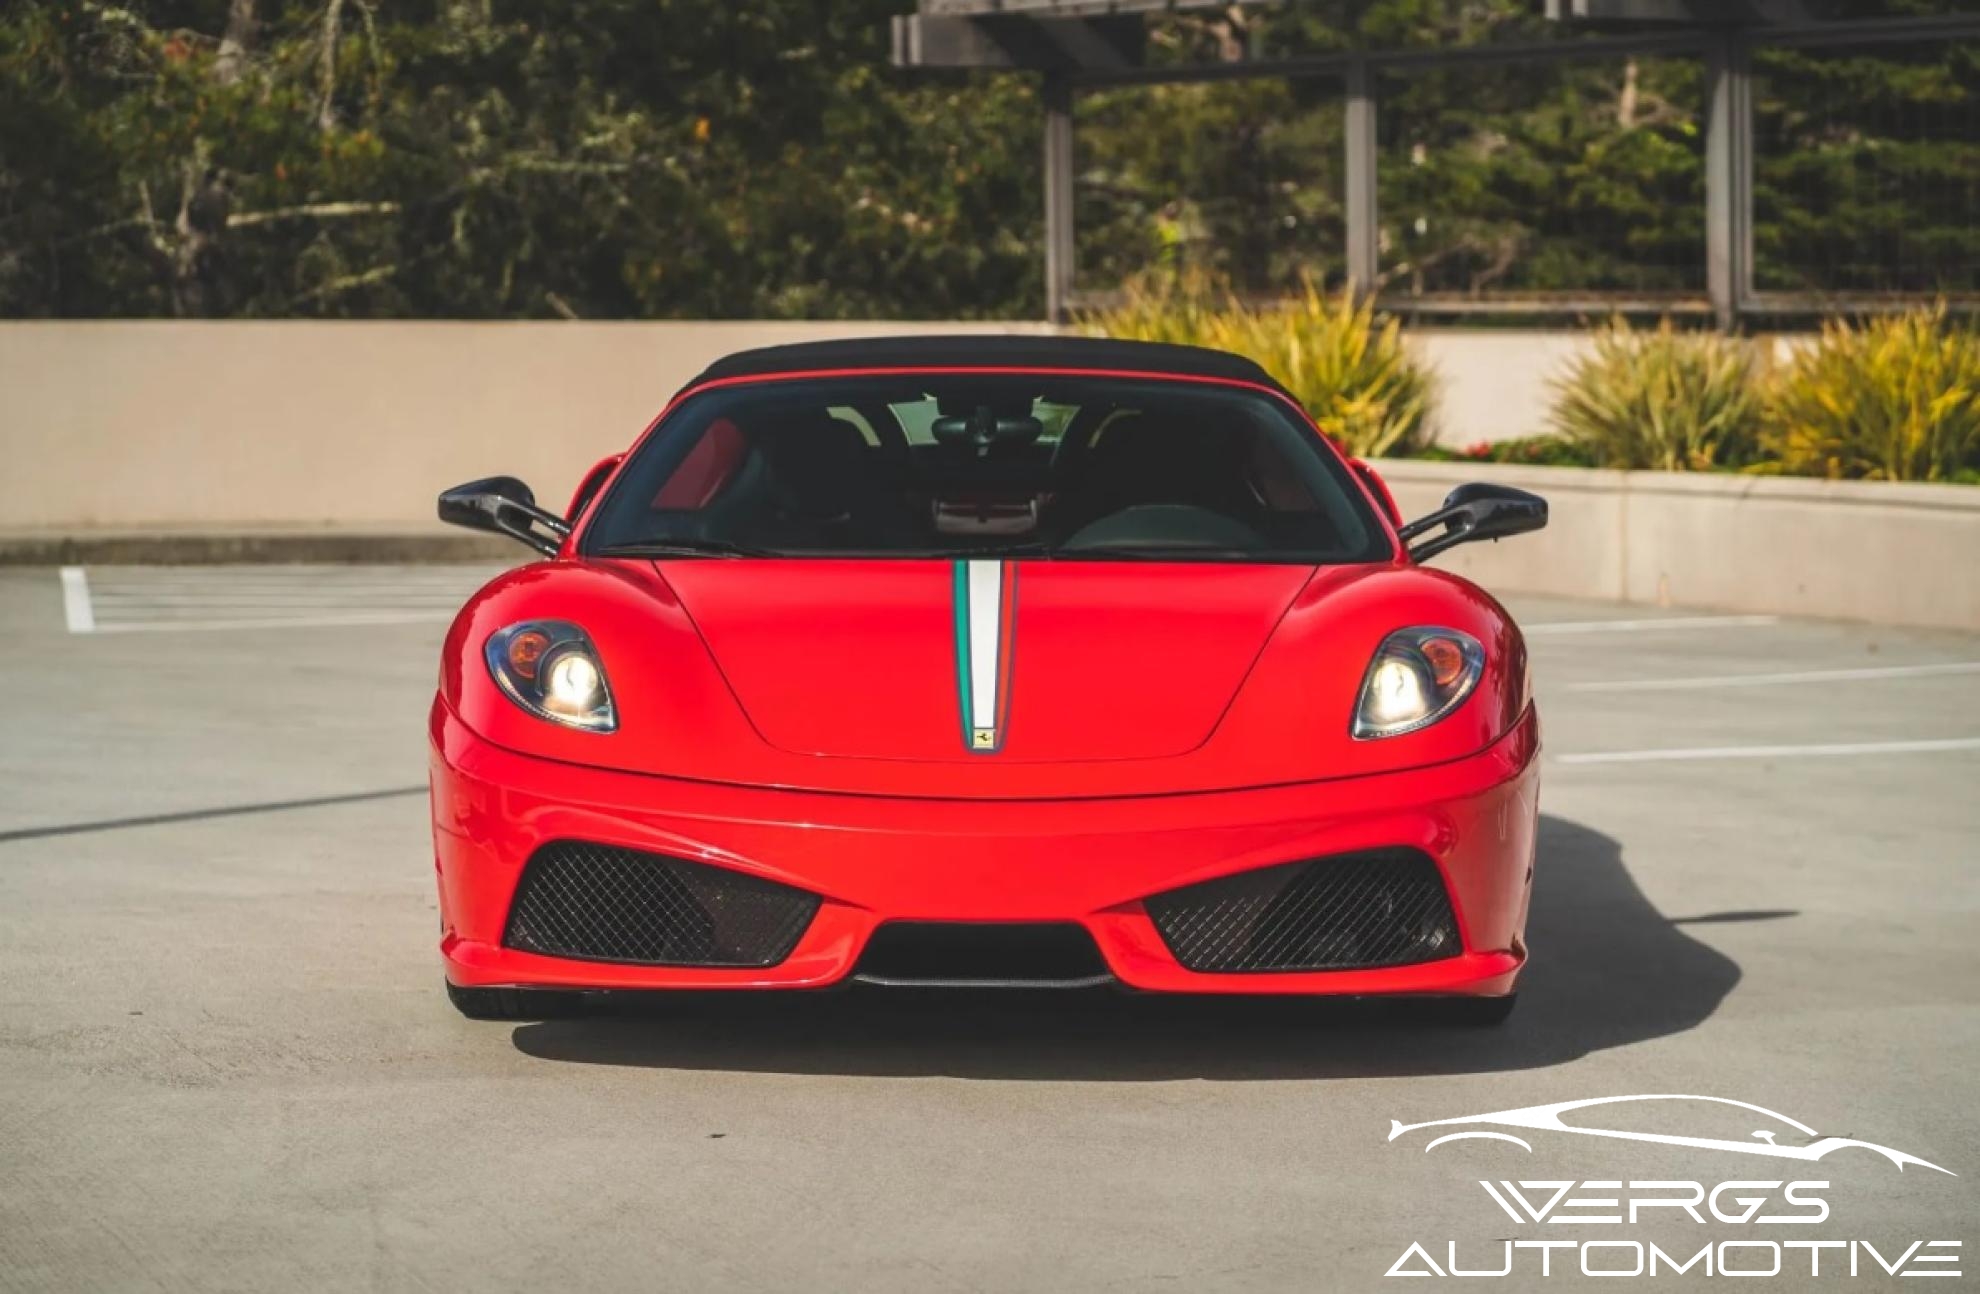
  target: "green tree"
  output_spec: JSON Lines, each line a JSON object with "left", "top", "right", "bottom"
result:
{"left": 3, "top": 0, "right": 1975, "bottom": 318}
{"left": 0, "top": 0, "right": 1044, "bottom": 318}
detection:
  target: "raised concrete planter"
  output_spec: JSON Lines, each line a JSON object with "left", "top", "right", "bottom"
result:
{"left": 1370, "top": 459, "right": 1980, "bottom": 631}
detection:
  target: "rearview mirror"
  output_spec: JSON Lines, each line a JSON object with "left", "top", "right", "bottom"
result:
{"left": 932, "top": 407, "right": 1044, "bottom": 455}
{"left": 437, "top": 476, "right": 571, "bottom": 557}
{"left": 1396, "top": 482, "right": 1548, "bottom": 563}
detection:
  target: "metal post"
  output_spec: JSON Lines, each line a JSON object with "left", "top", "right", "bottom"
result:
{"left": 1704, "top": 31, "right": 1752, "bottom": 330}
{"left": 1042, "top": 75, "right": 1076, "bottom": 324}
{"left": 1344, "top": 57, "right": 1380, "bottom": 297}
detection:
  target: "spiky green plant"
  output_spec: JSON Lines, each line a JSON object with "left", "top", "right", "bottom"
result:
{"left": 1080, "top": 273, "right": 1438, "bottom": 458}
{"left": 1763, "top": 307, "right": 1980, "bottom": 482}
{"left": 1547, "top": 319, "right": 1763, "bottom": 472}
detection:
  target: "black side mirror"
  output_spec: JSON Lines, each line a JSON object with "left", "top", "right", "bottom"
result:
{"left": 437, "top": 476, "right": 571, "bottom": 557}
{"left": 1396, "top": 482, "right": 1548, "bottom": 563}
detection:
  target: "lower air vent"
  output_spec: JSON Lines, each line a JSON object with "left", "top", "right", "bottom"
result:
{"left": 1144, "top": 848, "right": 1460, "bottom": 973}
{"left": 852, "top": 922, "right": 1113, "bottom": 988}
{"left": 504, "top": 841, "right": 819, "bottom": 967}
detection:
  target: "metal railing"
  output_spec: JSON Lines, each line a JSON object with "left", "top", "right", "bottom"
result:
{"left": 1047, "top": 14, "right": 1980, "bottom": 326}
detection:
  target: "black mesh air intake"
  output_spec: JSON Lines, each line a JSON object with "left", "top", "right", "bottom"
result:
{"left": 504, "top": 841, "right": 819, "bottom": 967}
{"left": 1143, "top": 848, "right": 1460, "bottom": 973}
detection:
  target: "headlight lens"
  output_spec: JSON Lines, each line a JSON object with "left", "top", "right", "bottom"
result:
{"left": 1352, "top": 627, "right": 1484, "bottom": 739}
{"left": 485, "top": 621, "right": 616, "bottom": 732}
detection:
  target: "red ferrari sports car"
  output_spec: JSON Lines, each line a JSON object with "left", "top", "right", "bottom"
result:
{"left": 431, "top": 336, "right": 1547, "bottom": 1022}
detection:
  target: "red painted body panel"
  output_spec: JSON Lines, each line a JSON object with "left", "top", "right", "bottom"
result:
{"left": 431, "top": 363, "right": 1544, "bottom": 997}
{"left": 438, "top": 557, "right": 1528, "bottom": 799}
{"left": 1350, "top": 457, "right": 1403, "bottom": 526}
{"left": 663, "top": 559, "right": 1312, "bottom": 763}
{"left": 564, "top": 453, "right": 625, "bottom": 525}
{"left": 432, "top": 700, "right": 1538, "bottom": 995}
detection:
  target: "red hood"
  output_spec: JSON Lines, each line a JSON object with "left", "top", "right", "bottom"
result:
{"left": 660, "top": 560, "right": 1312, "bottom": 763}
{"left": 442, "top": 557, "right": 1528, "bottom": 798}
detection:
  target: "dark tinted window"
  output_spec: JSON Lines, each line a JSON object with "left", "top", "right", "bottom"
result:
{"left": 583, "top": 375, "right": 1390, "bottom": 564}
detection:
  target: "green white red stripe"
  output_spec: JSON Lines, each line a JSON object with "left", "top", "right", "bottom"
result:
{"left": 953, "top": 560, "right": 1018, "bottom": 753}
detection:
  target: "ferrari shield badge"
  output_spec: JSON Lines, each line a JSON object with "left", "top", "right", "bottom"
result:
{"left": 953, "top": 560, "right": 1017, "bottom": 754}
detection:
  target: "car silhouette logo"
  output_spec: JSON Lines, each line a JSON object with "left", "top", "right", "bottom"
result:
{"left": 1389, "top": 1095, "right": 1953, "bottom": 1175}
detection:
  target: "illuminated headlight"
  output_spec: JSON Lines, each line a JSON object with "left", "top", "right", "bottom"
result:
{"left": 485, "top": 621, "right": 616, "bottom": 732}
{"left": 1352, "top": 627, "right": 1484, "bottom": 739}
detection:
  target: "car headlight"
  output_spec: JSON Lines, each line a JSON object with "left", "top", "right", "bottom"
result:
{"left": 1352, "top": 627, "right": 1484, "bottom": 739}
{"left": 485, "top": 620, "right": 616, "bottom": 732}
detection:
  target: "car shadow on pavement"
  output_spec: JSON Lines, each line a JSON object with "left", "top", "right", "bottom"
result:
{"left": 509, "top": 814, "right": 1746, "bottom": 1080}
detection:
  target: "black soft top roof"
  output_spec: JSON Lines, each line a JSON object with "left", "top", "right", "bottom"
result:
{"left": 686, "top": 334, "right": 1284, "bottom": 393}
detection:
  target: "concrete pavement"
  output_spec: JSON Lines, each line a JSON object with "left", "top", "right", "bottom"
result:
{"left": 1, "top": 566, "right": 1975, "bottom": 1291}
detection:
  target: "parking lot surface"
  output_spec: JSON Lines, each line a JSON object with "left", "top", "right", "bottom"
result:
{"left": 2, "top": 565, "right": 1976, "bottom": 1291}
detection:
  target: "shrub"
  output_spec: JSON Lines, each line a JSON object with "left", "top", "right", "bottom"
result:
{"left": 1547, "top": 319, "right": 1764, "bottom": 471}
{"left": 1081, "top": 274, "right": 1438, "bottom": 458}
{"left": 1416, "top": 434, "right": 1602, "bottom": 468}
{"left": 1762, "top": 307, "right": 1980, "bottom": 483}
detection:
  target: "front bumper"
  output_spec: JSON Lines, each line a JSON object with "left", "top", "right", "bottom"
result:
{"left": 430, "top": 702, "right": 1540, "bottom": 997}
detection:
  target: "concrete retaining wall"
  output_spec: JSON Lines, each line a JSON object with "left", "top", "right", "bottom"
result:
{"left": 0, "top": 321, "right": 1579, "bottom": 538}
{"left": 0, "top": 320, "right": 1048, "bottom": 535}
{"left": 1369, "top": 459, "right": 1980, "bottom": 631}
{"left": 2, "top": 321, "right": 1972, "bottom": 629}
{"left": 1410, "top": 329, "right": 1586, "bottom": 450}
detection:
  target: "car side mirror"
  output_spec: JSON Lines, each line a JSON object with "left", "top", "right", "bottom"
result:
{"left": 437, "top": 476, "right": 571, "bottom": 557}
{"left": 1396, "top": 482, "right": 1548, "bottom": 564}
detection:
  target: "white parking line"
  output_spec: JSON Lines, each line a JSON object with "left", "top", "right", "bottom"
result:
{"left": 84, "top": 602, "right": 474, "bottom": 615}
{"left": 1565, "top": 661, "right": 1980, "bottom": 693}
{"left": 59, "top": 567, "right": 95, "bottom": 634}
{"left": 1557, "top": 737, "right": 1980, "bottom": 765}
{"left": 56, "top": 565, "right": 499, "bottom": 634}
{"left": 89, "top": 612, "right": 457, "bottom": 634}
{"left": 1527, "top": 614, "right": 1780, "bottom": 636}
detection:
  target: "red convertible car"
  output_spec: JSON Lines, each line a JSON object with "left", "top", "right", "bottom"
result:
{"left": 431, "top": 336, "right": 1547, "bottom": 1022}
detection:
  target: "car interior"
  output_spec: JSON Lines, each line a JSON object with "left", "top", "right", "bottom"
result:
{"left": 585, "top": 380, "right": 1384, "bottom": 561}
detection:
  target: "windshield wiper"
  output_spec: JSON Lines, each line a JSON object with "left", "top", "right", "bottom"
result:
{"left": 907, "top": 543, "right": 1054, "bottom": 560}
{"left": 594, "top": 540, "right": 1061, "bottom": 561}
{"left": 1058, "top": 545, "right": 1261, "bottom": 561}
{"left": 592, "top": 539, "right": 783, "bottom": 559}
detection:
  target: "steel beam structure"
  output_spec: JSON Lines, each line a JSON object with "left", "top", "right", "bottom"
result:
{"left": 922, "top": 0, "right": 1272, "bottom": 14}
{"left": 1063, "top": 30, "right": 1713, "bottom": 89}
{"left": 892, "top": 14, "right": 1145, "bottom": 71}
{"left": 1703, "top": 30, "right": 1754, "bottom": 330}
{"left": 889, "top": 3, "right": 1980, "bottom": 325}
{"left": 1343, "top": 58, "right": 1379, "bottom": 298}
{"left": 1548, "top": 0, "right": 1827, "bottom": 22}
{"left": 1042, "top": 76, "right": 1077, "bottom": 323}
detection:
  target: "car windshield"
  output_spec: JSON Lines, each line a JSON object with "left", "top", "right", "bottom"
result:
{"left": 581, "top": 373, "right": 1391, "bottom": 564}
